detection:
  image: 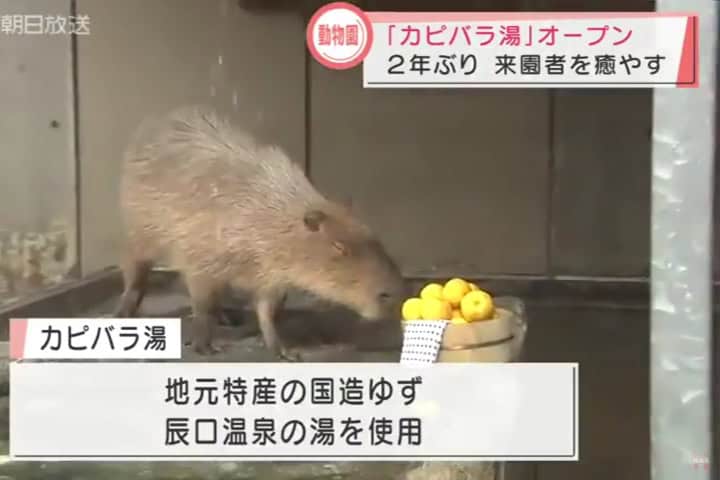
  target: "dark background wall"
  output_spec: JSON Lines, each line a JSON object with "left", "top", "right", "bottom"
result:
{"left": 308, "top": 0, "right": 656, "bottom": 280}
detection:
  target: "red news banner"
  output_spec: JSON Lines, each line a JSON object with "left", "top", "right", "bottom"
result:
{"left": 305, "top": 4, "right": 698, "bottom": 88}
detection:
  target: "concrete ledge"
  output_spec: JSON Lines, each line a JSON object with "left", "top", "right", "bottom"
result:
{"left": 0, "top": 267, "right": 659, "bottom": 318}
{"left": 0, "top": 269, "right": 123, "bottom": 325}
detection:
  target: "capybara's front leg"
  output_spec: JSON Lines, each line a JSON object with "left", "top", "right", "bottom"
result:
{"left": 255, "top": 290, "right": 297, "bottom": 361}
{"left": 185, "top": 275, "right": 223, "bottom": 355}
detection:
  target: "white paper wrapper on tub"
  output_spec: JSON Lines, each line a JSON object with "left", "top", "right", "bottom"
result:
{"left": 400, "top": 320, "right": 450, "bottom": 365}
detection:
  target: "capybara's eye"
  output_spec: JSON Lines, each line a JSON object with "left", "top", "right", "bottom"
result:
{"left": 332, "top": 241, "right": 348, "bottom": 256}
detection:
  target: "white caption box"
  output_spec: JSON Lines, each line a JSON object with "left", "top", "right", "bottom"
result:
{"left": 10, "top": 362, "right": 578, "bottom": 461}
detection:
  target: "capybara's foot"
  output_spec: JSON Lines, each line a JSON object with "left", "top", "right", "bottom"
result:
{"left": 277, "top": 346, "right": 302, "bottom": 362}
{"left": 188, "top": 339, "right": 223, "bottom": 356}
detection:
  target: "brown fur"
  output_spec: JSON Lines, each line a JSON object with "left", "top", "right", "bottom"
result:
{"left": 114, "top": 106, "right": 406, "bottom": 359}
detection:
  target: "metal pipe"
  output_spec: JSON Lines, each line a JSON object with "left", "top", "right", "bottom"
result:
{"left": 651, "top": 1, "right": 716, "bottom": 479}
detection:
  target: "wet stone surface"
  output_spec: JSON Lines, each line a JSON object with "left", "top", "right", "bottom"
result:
{"left": 0, "top": 460, "right": 414, "bottom": 480}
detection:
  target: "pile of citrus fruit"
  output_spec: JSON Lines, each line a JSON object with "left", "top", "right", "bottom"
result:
{"left": 401, "top": 278, "right": 495, "bottom": 324}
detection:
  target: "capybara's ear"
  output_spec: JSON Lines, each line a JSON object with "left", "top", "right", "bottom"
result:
{"left": 303, "top": 210, "right": 327, "bottom": 232}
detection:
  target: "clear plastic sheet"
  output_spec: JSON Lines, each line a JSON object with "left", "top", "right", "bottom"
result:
{"left": 651, "top": 1, "right": 716, "bottom": 478}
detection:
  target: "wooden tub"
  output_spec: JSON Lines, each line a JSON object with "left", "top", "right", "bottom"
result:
{"left": 438, "top": 296, "right": 527, "bottom": 363}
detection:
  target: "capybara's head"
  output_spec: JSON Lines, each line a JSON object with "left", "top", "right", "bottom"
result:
{"left": 297, "top": 206, "right": 407, "bottom": 322}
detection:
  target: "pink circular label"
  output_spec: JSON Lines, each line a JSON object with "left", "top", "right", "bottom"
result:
{"left": 306, "top": 2, "right": 374, "bottom": 70}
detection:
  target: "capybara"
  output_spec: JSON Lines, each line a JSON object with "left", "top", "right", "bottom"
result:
{"left": 114, "top": 106, "right": 406, "bottom": 360}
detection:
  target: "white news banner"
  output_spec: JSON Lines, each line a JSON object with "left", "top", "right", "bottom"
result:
{"left": 10, "top": 362, "right": 578, "bottom": 461}
{"left": 9, "top": 318, "right": 182, "bottom": 360}
{"left": 360, "top": 13, "right": 697, "bottom": 88}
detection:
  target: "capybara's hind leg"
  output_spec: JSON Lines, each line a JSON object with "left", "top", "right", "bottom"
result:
{"left": 213, "top": 291, "right": 257, "bottom": 336}
{"left": 217, "top": 308, "right": 232, "bottom": 326}
{"left": 113, "top": 256, "right": 153, "bottom": 317}
{"left": 212, "top": 285, "right": 234, "bottom": 326}
{"left": 185, "top": 275, "right": 223, "bottom": 355}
